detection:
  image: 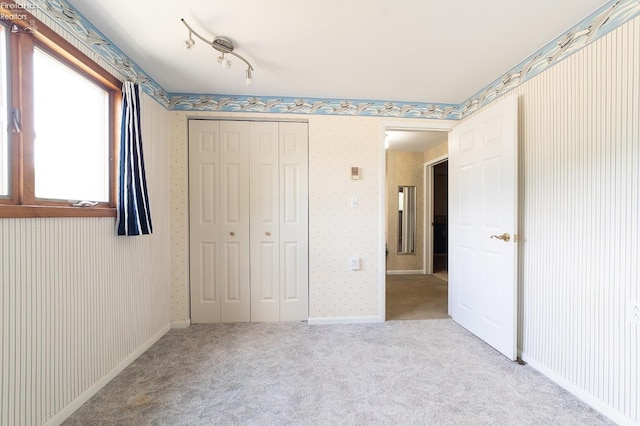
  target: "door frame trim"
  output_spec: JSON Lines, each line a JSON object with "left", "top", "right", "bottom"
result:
{"left": 379, "top": 120, "right": 457, "bottom": 321}
{"left": 424, "top": 154, "right": 448, "bottom": 275}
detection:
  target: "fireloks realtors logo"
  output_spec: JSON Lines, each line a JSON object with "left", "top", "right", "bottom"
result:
{"left": 1, "top": 2, "right": 37, "bottom": 21}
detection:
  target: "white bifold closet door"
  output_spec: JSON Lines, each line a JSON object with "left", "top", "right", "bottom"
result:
{"left": 189, "top": 119, "right": 308, "bottom": 323}
{"left": 189, "top": 120, "right": 251, "bottom": 323}
{"left": 250, "top": 122, "right": 309, "bottom": 322}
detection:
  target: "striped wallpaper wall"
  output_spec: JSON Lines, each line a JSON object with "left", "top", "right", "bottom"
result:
{"left": 501, "top": 15, "right": 639, "bottom": 424}
{"left": 0, "top": 93, "right": 170, "bottom": 425}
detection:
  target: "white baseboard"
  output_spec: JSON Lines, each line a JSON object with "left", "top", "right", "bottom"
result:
{"left": 307, "top": 316, "right": 383, "bottom": 325}
{"left": 45, "top": 323, "right": 171, "bottom": 426}
{"left": 520, "top": 353, "right": 635, "bottom": 426}
{"left": 386, "top": 270, "right": 425, "bottom": 275}
{"left": 171, "top": 319, "right": 191, "bottom": 329}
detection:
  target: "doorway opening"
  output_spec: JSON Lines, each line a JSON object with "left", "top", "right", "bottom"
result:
{"left": 429, "top": 159, "right": 448, "bottom": 282}
{"left": 384, "top": 128, "right": 450, "bottom": 321}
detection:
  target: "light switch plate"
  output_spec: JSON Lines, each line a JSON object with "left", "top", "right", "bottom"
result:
{"left": 350, "top": 257, "right": 360, "bottom": 271}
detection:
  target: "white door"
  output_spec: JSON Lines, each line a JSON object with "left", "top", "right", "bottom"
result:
{"left": 250, "top": 122, "right": 281, "bottom": 322}
{"left": 278, "top": 122, "right": 309, "bottom": 321}
{"left": 448, "top": 95, "right": 518, "bottom": 360}
{"left": 190, "top": 120, "right": 308, "bottom": 323}
{"left": 189, "top": 120, "right": 250, "bottom": 323}
{"left": 249, "top": 122, "right": 309, "bottom": 322}
{"left": 188, "top": 120, "right": 221, "bottom": 323}
{"left": 219, "top": 121, "right": 251, "bottom": 322}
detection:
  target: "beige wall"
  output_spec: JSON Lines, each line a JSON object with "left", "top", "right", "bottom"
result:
{"left": 425, "top": 140, "right": 448, "bottom": 162}
{"left": 169, "top": 113, "right": 455, "bottom": 322}
{"left": 385, "top": 151, "right": 425, "bottom": 272}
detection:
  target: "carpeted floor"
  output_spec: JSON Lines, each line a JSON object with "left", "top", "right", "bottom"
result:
{"left": 64, "top": 320, "right": 613, "bottom": 426}
{"left": 386, "top": 274, "right": 449, "bottom": 320}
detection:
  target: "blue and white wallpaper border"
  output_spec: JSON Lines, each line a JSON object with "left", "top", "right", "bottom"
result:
{"left": 26, "top": 0, "right": 640, "bottom": 119}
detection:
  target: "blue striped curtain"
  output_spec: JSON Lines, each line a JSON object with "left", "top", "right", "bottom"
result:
{"left": 116, "top": 81, "right": 152, "bottom": 236}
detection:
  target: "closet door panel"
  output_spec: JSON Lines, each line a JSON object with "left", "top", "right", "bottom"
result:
{"left": 224, "top": 242, "right": 242, "bottom": 300}
{"left": 189, "top": 120, "right": 222, "bottom": 323}
{"left": 250, "top": 122, "right": 280, "bottom": 322}
{"left": 283, "top": 242, "right": 301, "bottom": 300}
{"left": 220, "top": 121, "right": 251, "bottom": 322}
{"left": 279, "top": 122, "right": 309, "bottom": 321}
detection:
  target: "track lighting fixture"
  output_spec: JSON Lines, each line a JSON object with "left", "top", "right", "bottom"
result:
{"left": 181, "top": 18, "right": 254, "bottom": 84}
{"left": 217, "top": 53, "right": 232, "bottom": 69}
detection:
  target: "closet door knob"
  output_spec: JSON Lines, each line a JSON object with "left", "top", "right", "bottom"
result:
{"left": 265, "top": 231, "right": 271, "bottom": 236}
{"left": 230, "top": 232, "right": 235, "bottom": 236}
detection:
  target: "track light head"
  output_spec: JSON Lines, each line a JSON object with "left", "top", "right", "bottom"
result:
{"left": 218, "top": 54, "right": 232, "bottom": 69}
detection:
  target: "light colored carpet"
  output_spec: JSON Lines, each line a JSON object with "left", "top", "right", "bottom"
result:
{"left": 386, "top": 274, "right": 449, "bottom": 320}
{"left": 64, "top": 320, "right": 613, "bottom": 426}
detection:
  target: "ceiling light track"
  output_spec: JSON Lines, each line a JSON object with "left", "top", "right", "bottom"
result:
{"left": 181, "top": 18, "right": 254, "bottom": 85}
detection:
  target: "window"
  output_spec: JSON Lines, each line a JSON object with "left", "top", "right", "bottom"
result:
{"left": 33, "top": 48, "right": 110, "bottom": 202}
{"left": 0, "top": 3, "right": 120, "bottom": 218}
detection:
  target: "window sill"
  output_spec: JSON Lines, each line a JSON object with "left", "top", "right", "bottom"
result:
{"left": 0, "top": 205, "right": 117, "bottom": 218}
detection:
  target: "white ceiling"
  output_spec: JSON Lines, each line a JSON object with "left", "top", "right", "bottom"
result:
{"left": 66, "top": 0, "right": 609, "bottom": 105}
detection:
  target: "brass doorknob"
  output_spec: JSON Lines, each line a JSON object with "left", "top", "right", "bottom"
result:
{"left": 490, "top": 232, "right": 510, "bottom": 242}
{"left": 230, "top": 232, "right": 235, "bottom": 236}
{"left": 265, "top": 231, "right": 271, "bottom": 236}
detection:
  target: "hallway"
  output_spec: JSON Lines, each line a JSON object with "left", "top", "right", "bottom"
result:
{"left": 386, "top": 274, "right": 449, "bottom": 320}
